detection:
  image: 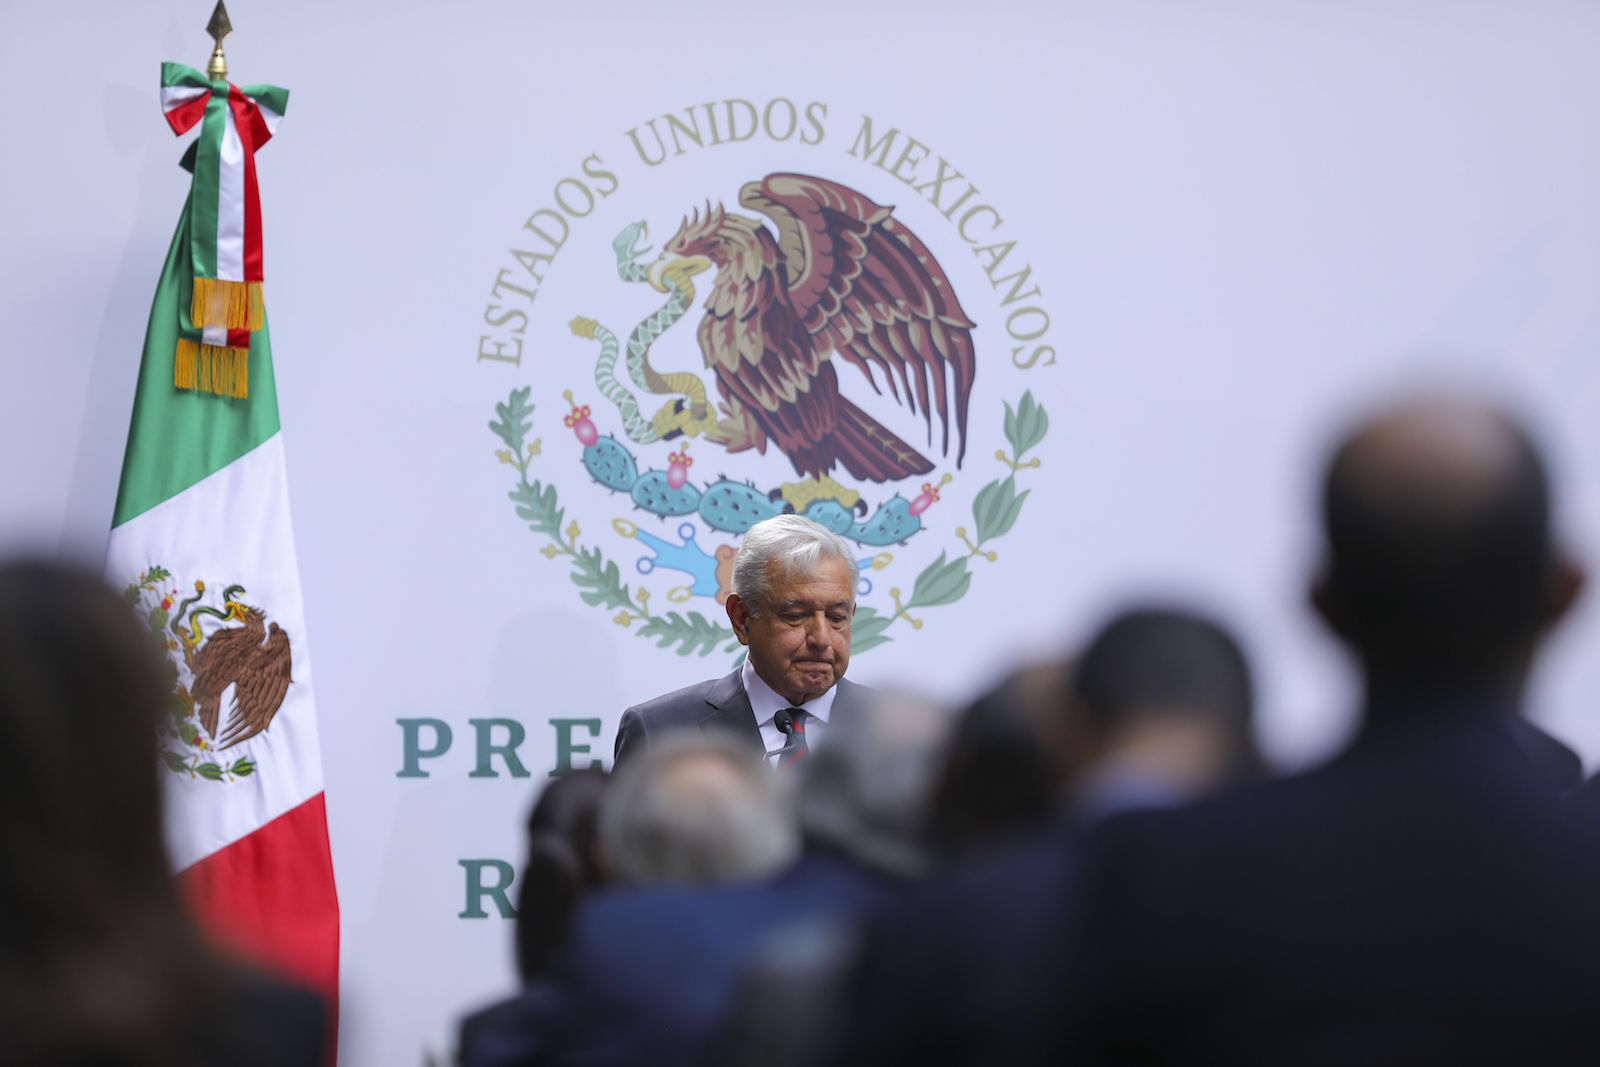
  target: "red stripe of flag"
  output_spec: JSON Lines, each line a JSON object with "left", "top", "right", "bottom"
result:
{"left": 177, "top": 792, "right": 340, "bottom": 1061}
{"left": 164, "top": 92, "right": 211, "bottom": 136}
{"left": 227, "top": 87, "right": 265, "bottom": 283}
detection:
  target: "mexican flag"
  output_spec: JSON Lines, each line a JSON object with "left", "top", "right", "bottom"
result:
{"left": 105, "top": 62, "right": 339, "bottom": 1041}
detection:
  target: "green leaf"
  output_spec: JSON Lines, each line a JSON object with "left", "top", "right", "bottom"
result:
{"left": 123, "top": 584, "right": 141, "bottom": 603}
{"left": 637, "top": 611, "right": 736, "bottom": 657}
{"left": 489, "top": 387, "right": 533, "bottom": 455}
{"left": 971, "top": 476, "right": 1031, "bottom": 544}
{"left": 177, "top": 721, "right": 201, "bottom": 745}
{"left": 169, "top": 687, "right": 193, "bottom": 720}
{"left": 1006, "top": 391, "right": 1049, "bottom": 458}
{"left": 195, "top": 762, "right": 224, "bottom": 781}
{"left": 905, "top": 551, "right": 971, "bottom": 611}
{"left": 160, "top": 750, "right": 188, "bottom": 773}
{"left": 849, "top": 605, "right": 895, "bottom": 654}
{"left": 146, "top": 565, "right": 172, "bottom": 584}
{"left": 570, "top": 545, "right": 633, "bottom": 610}
{"left": 230, "top": 758, "right": 256, "bottom": 778}
{"left": 509, "top": 479, "right": 563, "bottom": 537}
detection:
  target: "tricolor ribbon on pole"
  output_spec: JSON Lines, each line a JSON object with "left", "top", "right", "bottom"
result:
{"left": 159, "top": 62, "right": 287, "bottom": 398}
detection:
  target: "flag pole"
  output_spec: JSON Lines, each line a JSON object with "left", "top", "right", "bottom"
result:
{"left": 206, "top": 2, "right": 231, "bottom": 82}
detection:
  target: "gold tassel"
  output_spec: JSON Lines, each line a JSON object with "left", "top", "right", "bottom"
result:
{"left": 174, "top": 340, "right": 249, "bottom": 399}
{"left": 174, "top": 338, "right": 199, "bottom": 390}
{"left": 189, "top": 277, "right": 264, "bottom": 331}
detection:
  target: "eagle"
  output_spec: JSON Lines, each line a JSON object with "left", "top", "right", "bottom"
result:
{"left": 649, "top": 173, "right": 978, "bottom": 483}
{"left": 189, "top": 604, "right": 292, "bottom": 750}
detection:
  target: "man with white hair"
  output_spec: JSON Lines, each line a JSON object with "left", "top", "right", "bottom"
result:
{"left": 615, "top": 514, "right": 870, "bottom": 767}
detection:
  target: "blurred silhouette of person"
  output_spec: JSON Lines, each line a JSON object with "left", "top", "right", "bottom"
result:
{"left": 468, "top": 698, "right": 947, "bottom": 1067}
{"left": 927, "top": 663, "right": 1064, "bottom": 858}
{"left": 0, "top": 560, "right": 324, "bottom": 1067}
{"left": 712, "top": 693, "right": 950, "bottom": 1067}
{"left": 930, "top": 611, "right": 1260, "bottom": 862}
{"left": 459, "top": 734, "right": 800, "bottom": 1067}
{"left": 514, "top": 766, "right": 608, "bottom": 980}
{"left": 597, "top": 733, "right": 799, "bottom": 885}
{"left": 1067, "top": 608, "right": 1259, "bottom": 821}
{"left": 841, "top": 607, "right": 1256, "bottom": 1067}
{"left": 1076, "top": 397, "right": 1598, "bottom": 1065}
{"left": 458, "top": 768, "right": 609, "bottom": 1065}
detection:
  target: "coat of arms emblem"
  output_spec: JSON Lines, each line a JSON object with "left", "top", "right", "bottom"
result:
{"left": 125, "top": 566, "right": 292, "bottom": 781}
{"left": 487, "top": 170, "right": 1050, "bottom": 659}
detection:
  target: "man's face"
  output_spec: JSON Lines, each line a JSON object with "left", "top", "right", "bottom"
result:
{"left": 727, "top": 555, "right": 855, "bottom": 706}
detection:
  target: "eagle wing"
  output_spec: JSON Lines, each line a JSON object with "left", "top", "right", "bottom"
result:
{"left": 739, "top": 173, "right": 978, "bottom": 464}
{"left": 695, "top": 211, "right": 841, "bottom": 473}
{"left": 190, "top": 623, "right": 259, "bottom": 739}
{"left": 218, "top": 624, "right": 293, "bottom": 750}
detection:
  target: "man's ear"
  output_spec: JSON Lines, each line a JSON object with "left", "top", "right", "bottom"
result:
{"left": 726, "top": 592, "right": 752, "bottom": 646}
{"left": 1543, "top": 555, "right": 1586, "bottom": 631}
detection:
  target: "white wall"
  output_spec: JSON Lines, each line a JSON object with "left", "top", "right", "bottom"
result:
{"left": 4, "top": 2, "right": 1600, "bottom": 1063}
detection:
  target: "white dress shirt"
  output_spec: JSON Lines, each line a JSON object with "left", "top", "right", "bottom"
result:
{"left": 741, "top": 658, "right": 835, "bottom": 766}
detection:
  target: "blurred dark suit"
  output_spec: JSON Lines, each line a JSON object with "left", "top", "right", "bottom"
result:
{"left": 1075, "top": 705, "right": 1600, "bottom": 1066}
{"left": 465, "top": 847, "right": 894, "bottom": 1067}
{"left": 839, "top": 823, "right": 1079, "bottom": 1067}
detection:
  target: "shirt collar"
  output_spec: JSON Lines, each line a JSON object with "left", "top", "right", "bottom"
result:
{"left": 740, "top": 658, "right": 836, "bottom": 726}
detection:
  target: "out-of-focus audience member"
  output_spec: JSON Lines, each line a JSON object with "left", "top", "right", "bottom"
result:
{"left": 597, "top": 732, "right": 798, "bottom": 884}
{"left": 1067, "top": 607, "right": 1259, "bottom": 821}
{"left": 1075, "top": 397, "right": 1598, "bottom": 1064}
{"left": 457, "top": 768, "right": 610, "bottom": 1065}
{"left": 713, "top": 693, "right": 950, "bottom": 1067}
{"left": 0, "top": 561, "right": 324, "bottom": 1067}
{"left": 928, "top": 663, "right": 1066, "bottom": 857}
{"left": 459, "top": 734, "right": 799, "bottom": 1067}
{"left": 515, "top": 766, "right": 608, "bottom": 979}
{"left": 463, "top": 696, "right": 947, "bottom": 1067}
{"left": 840, "top": 607, "right": 1256, "bottom": 1067}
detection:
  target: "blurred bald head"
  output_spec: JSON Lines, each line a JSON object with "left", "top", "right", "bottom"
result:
{"left": 1316, "top": 397, "right": 1579, "bottom": 685}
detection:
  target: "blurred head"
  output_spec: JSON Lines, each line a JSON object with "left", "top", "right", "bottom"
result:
{"left": 930, "top": 668, "right": 1066, "bottom": 857}
{"left": 516, "top": 768, "right": 609, "bottom": 981}
{"left": 0, "top": 560, "right": 222, "bottom": 1058}
{"left": 598, "top": 734, "right": 798, "bottom": 885}
{"left": 1313, "top": 397, "right": 1582, "bottom": 694}
{"left": 0, "top": 561, "right": 185, "bottom": 928}
{"left": 795, "top": 691, "right": 951, "bottom": 877}
{"left": 1071, "top": 607, "right": 1258, "bottom": 800}
{"left": 727, "top": 515, "right": 859, "bottom": 706}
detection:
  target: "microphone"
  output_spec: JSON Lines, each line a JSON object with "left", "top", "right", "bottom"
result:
{"left": 766, "top": 709, "right": 802, "bottom": 759}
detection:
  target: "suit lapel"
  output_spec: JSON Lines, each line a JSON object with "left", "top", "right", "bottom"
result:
{"left": 699, "top": 669, "right": 764, "bottom": 757}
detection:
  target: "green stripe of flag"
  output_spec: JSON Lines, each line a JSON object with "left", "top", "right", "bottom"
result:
{"left": 112, "top": 195, "right": 280, "bottom": 528}
{"left": 188, "top": 88, "right": 227, "bottom": 281}
{"left": 161, "top": 62, "right": 207, "bottom": 89}
{"left": 242, "top": 84, "right": 289, "bottom": 118}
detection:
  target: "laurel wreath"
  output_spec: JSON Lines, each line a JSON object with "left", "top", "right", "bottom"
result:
{"left": 490, "top": 387, "right": 1048, "bottom": 658}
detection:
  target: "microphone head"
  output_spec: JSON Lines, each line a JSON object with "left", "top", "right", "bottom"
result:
{"left": 774, "top": 708, "right": 795, "bottom": 735}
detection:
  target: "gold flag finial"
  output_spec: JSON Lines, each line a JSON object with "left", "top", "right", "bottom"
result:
{"left": 206, "top": 1, "right": 233, "bottom": 82}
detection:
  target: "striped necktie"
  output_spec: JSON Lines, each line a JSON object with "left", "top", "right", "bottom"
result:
{"left": 775, "top": 708, "right": 809, "bottom": 769}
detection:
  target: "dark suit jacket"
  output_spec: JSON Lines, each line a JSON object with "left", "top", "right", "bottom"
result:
{"left": 840, "top": 822, "right": 1081, "bottom": 1067}
{"left": 460, "top": 848, "right": 896, "bottom": 1067}
{"left": 1073, "top": 708, "right": 1600, "bottom": 1066}
{"left": 614, "top": 669, "right": 873, "bottom": 766}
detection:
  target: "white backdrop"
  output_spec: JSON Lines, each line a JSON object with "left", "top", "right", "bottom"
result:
{"left": 4, "top": 2, "right": 1600, "bottom": 1063}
